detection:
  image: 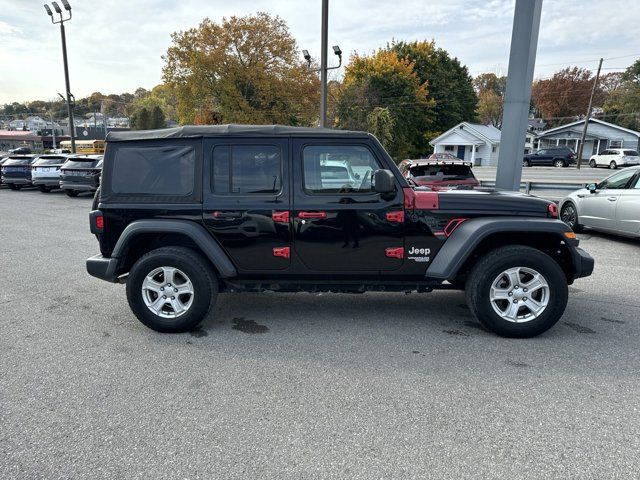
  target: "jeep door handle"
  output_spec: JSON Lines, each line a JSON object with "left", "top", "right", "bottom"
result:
{"left": 213, "top": 211, "right": 243, "bottom": 219}
{"left": 607, "top": 197, "right": 618, "bottom": 202}
{"left": 298, "top": 211, "right": 327, "bottom": 219}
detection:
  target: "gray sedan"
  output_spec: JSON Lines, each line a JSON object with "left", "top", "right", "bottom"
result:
{"left": 559, "top": 166, "right": 640, "bottom": 238}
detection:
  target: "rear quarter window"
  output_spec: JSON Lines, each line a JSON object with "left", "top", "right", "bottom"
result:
{"left": 112, "top": 145, "right": 195, "bottom": 196}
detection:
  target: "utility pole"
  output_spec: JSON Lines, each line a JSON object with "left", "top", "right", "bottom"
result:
{"left": 495, "top": 0, "right": 543, "bottom": 191}
{"left": 50, "top": 113, "right": 56, "bottom": 149}
{"left": 319, "top": 0, "right": 329, "bottom": 128}
{"left": 576, "top": 58, "right": 603, "bottom": 170}
{"left": 44, "top": 1, "right": 76, "bottom": 153}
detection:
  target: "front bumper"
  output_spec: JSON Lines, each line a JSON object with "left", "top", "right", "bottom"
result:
{"left": 571, "top": 247, "right": 594, "bottom": 279}
{"left": 86, "top": 254, "right": 120, "bottom": 282}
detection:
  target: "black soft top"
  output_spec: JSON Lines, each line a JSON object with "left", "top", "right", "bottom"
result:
{"left": 106, "top": 124, "right": 370, "bottom": 142}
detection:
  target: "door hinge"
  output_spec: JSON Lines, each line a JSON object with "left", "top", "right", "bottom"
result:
{"left": 272, "top": 211, "right": 290, "bottom": 223}
{"left": 272, "top": 247, "right": 291, "bottom": 259}
{"left": 386, "top": 211, "right": 405, "bottom": 223}
{"left": 385, "top": 247, "right": 404, "bottom": 259}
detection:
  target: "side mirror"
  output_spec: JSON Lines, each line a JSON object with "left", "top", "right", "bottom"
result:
{"left": 587, "top": 183, "right": 598, "bottom": 193}
{"left": 373, "top": 169, "right": 396, "bottom": 194}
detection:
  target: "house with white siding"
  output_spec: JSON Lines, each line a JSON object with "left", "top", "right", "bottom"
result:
{"left": 429, "top": 122, "right": 501, "bottom": 166}
{"left": 537, "top": 118, "right": 640, "bottom": 161}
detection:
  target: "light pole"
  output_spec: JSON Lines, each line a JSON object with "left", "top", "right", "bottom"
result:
{"left": 44, "top": 0, "right": 76, "bottom": 153}
{"left": 302, "top": 0, "right": 342, "bottom": 128}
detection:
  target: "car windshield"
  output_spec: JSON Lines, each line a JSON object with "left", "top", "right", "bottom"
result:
{"left": 2, "top": 158, "right": 32, "bottom": 166}
{"left": 62, "top": 158, "right": 101, "bottom": 169}
{"left": 409, "top": 164, "right": 476, "bottom": 181}
{"left": 321, "top": 165, "right": 351, "bottom": 181}
{"left": 34, "top": 156, "right": 66, "bottom": 166}
{"left": 623, "top": 150, "right": 639, "bottom": 156}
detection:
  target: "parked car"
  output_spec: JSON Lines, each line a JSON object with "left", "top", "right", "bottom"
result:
{"left": 559, "top": 166, "right": 640, "bottom": 238}
{"left": 398, "top": 159, "right": 480, "bottom": 190}
{"left": 523, "top": 147, "right": 575, "bottom": 168}
{"left": 86, "top": 125, "right": 593, "bottom": 338}
{"left": 8, "top": 146, "right": 32, "bottom": 155}
{"left": 0, "top": 156, "right": 9, "bottom": 184}
{"left": 0, "top": 155, "right": 37, "bottom": 189}
{"left": 588, "top": 148, "right": 640, "bottom": 169}
{"left": 31, "top": 154, "right": 71, "bottom": 192}
{"left": 59, "top": 154, "right": 103, "bottom": 197}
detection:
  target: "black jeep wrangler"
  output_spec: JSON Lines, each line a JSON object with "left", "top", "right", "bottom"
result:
{"left": 86, "top": 125, "right": 594, "bottom": 338}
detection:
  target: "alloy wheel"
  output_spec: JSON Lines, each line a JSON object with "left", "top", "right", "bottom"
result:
{"left": 142, "top": 266, "right": 194, "bottom": 318}
{"left": 561, "top": 204, "right": 577, "bottom": 229}
{"left": 489, "top": 267, "right": 550, "bottom": 323}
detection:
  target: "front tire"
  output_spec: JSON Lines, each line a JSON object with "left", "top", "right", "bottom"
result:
{"left": 466, "top": 246, "right": 568, "bottom": 338}
{"left": 38, "top": 185, "right": 51, "bottom": 193}
{"left": 126, "top": 246, "right": 217, "bottom": 333}
{"left": 589, "top": 159, "right": 597, "bottom": 168}
{"left": 8, "top": 184, "right": 21, "bottom": 190}
{"left": 523, "top": 160, "right": 531, "bottom": 167}
{"left": 554, "top": 159, "right": 566, "bottom": 168}
{"left": 560, "top": 202, "right": 582, "bottom": 232}
{"left": 64, "top": 189, "right": 79, "bottom": 197}
{"left": 609, "top": 161, "right": 617, "bottom": 169}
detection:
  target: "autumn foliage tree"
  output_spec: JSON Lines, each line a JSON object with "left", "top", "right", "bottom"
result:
{"left": 473, "top": 73, "right": 506, "bottom": 127}
{"left": 162, "top": 12, "right": 319, "bottom": 126}
{"left": 602, "top": 59, "right": 640, "bottom": 131}
{"left": 532, "top": 67, "right": 603, "bottom": 126}
{"left": 335, "top": 50, "right": 436, "bottom": 160}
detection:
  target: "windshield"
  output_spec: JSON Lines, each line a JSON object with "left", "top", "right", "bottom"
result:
{"left": 409, "top": 164, "right": 476, "bottom": 181}
{"left": 34, "top": 156, "right": 66, "bottom": 166}
{"left": 3, "top": 158, "right": 33, "bottom": 166}
{"left": 321, "top": 165, "right": 351, "bottom": 181}
{"left": 62, "top": 158, "right": 101, "bottom": 169}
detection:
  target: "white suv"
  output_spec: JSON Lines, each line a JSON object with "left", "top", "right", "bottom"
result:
{"left": 589, "top": 148, "right": 640, "bottom": 169}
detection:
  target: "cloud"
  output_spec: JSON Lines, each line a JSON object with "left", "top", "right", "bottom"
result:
{"left": 0, "top": 0, "right": 638, "bottom": 104}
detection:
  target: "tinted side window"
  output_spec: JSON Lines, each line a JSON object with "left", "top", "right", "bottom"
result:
{"left": 303, "top": 145, "right": 381, "bottom": 194}
{"left": 112, "top": 145, "right": 195, "bottom": 195}
{"left": 212, "top": 145, "right": 281, "bottom": 195}
{"left": 599, "top": 169, "right": 636, "bottom": 190}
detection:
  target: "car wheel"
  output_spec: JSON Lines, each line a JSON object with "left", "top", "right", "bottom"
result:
{"left": 560, "top": 202, "right": 582, "bottom": 232}
{"left": 554, "top": 159, "right": 565, "bottom": 168}
{"left": 589, "top": 160, "right": 597, "bottom": 168}
{"left": 8, "top": 184, "right": 21, "bottom": 190}
{"left": 126, "top": 246, "right": 217, "bottom": 333}
{"left": 465, "top": 245, "right": 568, "bottom": 338}
{"left": 609, "top": 161, "right": 617, "bottom": 169}
{"left": 64, "top": 189, "right": 79, "bottom": 197}
{"left": 38, "top": 185, "right": 51, "bottom": 193}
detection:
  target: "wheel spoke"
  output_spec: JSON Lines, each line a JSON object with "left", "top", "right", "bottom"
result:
{"left": 525, "top": 297, "right": 545, "bottom": 317}
{"left": 162, "top": 267, "right": 176, "bottom": 285}
{"left": 506, "top": 268, "right": 521, "bottom": 289}
{"left": 503, "top": 301, "right": 521, "bottom": 321}
{"left": 142, "top": 277, "right": 163, "bottom": 294}
{"left": 149, "top": 295, "right": 168, "bottom": 314}
{"left": 491, "top": 287, "right": 511, "bottom": 300}
{"left": 170, "top": 297, "right": 186, "bottom": 315}
{"left": 174, "top": 281, "right": 194, "bottom": 296}
{"left": 523, "top": 274, "right": 546, "bottom": 293}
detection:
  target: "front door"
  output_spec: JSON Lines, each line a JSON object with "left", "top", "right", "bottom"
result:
{"left": 202, "top": 138, "right": 291, "bottom": 272}
{"left": 580, "top": 168, "right": 637, "bottom": 229}
{"left": 291, "top": 140, "right": 404, "bottom": 273}
{"left": 456, "top": 145, "right": 466, "bottom": 160}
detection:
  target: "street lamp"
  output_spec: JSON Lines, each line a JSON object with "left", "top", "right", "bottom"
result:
{"left": 44, "top": 0, "right": 76, "bottom": 153}
{"left": 302, "top": 43, "right": 343, "bottom": 128}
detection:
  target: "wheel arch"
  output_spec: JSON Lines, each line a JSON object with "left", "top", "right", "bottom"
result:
{"left": 112, "top": 220, "right": 237, "bottom": 279}
{"left": 426, "top": 217, "right": 578, "bottom": 283}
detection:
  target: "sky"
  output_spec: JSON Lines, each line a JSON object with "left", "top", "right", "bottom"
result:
{"left": 0, "top": 0, "right": 639, "bottom": 105}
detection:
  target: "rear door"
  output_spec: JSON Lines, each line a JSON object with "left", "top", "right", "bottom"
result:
{"left": 614, "top": 171, "right": 640, "bottom": 235}
{"left": 291, "top": 139, "right": 404, "bottom": 273}
{"left": 202, "top": 138, "right": 291, "bottom": 272}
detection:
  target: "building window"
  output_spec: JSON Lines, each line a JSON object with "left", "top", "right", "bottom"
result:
{"left": 492, "top": 145, "right": 497, "bottom": 152}
{"left": 609, "top": 139, "right": 623, "bottom": 148}
{"left": 474, "top": 145, "right": 479, "bottom": 152}
{"left": 444, "top": 145, "right": 454, "bottom": 152}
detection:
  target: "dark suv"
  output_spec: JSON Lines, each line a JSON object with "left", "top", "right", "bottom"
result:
{"left": 60, "top": 154, "right": 103, "bottom": 197}
{"left": 86, "top": 125, "right": 594, "bottom": 338}
{"left": 523, "top": 147, "right": 575, "bottom": 168}
{"left": 0, "top": 155, "right": 37, "bottom": 189}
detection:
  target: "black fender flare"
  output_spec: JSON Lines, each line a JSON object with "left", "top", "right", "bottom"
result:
{"left": 425, "top": 216, "right": 578, "bottom": 280}
{"left": 112, "top": 219, "right": 237, "bottom": 278}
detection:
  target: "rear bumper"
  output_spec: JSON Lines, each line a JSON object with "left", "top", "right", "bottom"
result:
{"left": 32, "top": 178, "right": 61, "bottom": 187}
{"left": 2, "top": 177, "right": 31, "bottom": 185}
{"left": 61, "top": 181, "right": 98, "bottom": 192}
{"left": 571, "top": 247, "right": 594, "bottom": 279}
{"left": 86, "top": 254, "right": 120, "bottom": 282}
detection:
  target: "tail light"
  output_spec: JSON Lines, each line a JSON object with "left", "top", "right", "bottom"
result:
{"left": 90, "top": 210, "right": 104, "bottom": 234}
{"left": 548, "top": 203, "right": 558, "bottom": 218}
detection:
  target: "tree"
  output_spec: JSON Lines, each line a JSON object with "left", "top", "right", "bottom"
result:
{"left": 532, "top": 67, "right": 603, "bottom": 126}
{"left": 335, "top": 49, "right": 436, "bottom": 160}
{"left": 391, "top": 41, "right": 477, "bottom": 135}
{"left": 473, "top": 73, "right": 507, "bottom": 127}
{"left": 150, "top": 105, "right": 166, "bottom": 129}
{"left": 602, "top": 59, "right": 640, "bottom": 131}
{"left": 162, "top": 12, "right": 319, "bottom": 125}
{"left": 132, "top": 107, "right": 151, "bottom": 130}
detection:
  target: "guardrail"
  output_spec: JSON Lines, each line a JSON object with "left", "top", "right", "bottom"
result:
{"left": 479, "top": 180, "right": 584, "bottom": 194}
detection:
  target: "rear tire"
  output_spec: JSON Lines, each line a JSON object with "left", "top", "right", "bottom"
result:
{"left": 609, "top": 161, "right": 617, "bottom": 169}
{"left": 126, "top": 246, "right": 217, "bottom": 333}
{"left": 38, "top": 185, "right": 51, "bottom": 193}
{"left": 64, "top": 189, "right": 79, "bottom": 197}
{"left": 465, "top": 246, "right": 568, "bottom": 338}
{"left": 589, "top": 159, "right": 597, "bottom": 168}
{"left": 8, "top": 184, "right": 21, "bottom": 190}
{"left": 554, "top": 159, "right": 566, "bottom": 168}
{"left": 523, "top": 160, "right": 531, "bottom": 167}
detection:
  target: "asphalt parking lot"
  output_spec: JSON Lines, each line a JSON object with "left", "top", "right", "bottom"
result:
{"left": 1, "top": 187, "right": 640, "bottom": 479}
